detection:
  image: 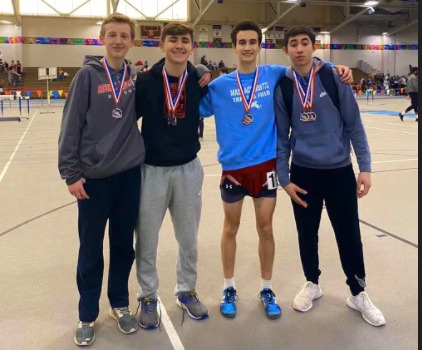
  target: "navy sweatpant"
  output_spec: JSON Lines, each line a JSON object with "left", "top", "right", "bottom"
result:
{"left": 77, "top": 166, "right": 141, "bottom": 322}
{"left": 290, "top": 163, "right": 366, "bottom": 296}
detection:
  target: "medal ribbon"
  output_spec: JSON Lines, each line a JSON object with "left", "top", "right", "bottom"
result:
{"left": 292, "top": 65, "right": 316, "bottom": 111}
{"left": 101, "top": 57, "right": 127, "bottom": 106}
{"left": 162, "top": 67, "right": 188, "bottom": 117}
{"left": 235, "top": 67, "right": 260, "bottom": 114}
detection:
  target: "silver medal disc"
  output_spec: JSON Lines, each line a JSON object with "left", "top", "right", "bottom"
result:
{"left": 242, "top": 114, "right": 254, "bottom": 125}
{"left": 111, "top": 107, "right": 123, "bottom": 119}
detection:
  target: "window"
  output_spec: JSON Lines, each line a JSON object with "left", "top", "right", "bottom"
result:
{"left": 116, "top": 0, "right": 188, "bottom": 21}
{"left": 15, "top": 0, "right": 187, "bottom": 20}
{"left": 19, "top": 0, "right": 107, "bottom": 17}
{"left": 0, "top": 0, "right": 14, "bottom": 14}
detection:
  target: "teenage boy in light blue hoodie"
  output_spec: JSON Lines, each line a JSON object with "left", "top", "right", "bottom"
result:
{"left": 275, "top": 26, "right": 385, "bottom": 327}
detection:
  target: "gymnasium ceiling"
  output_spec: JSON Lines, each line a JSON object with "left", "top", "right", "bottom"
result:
{"left": 0, "top": 0, "right": 418, "bottom": 35}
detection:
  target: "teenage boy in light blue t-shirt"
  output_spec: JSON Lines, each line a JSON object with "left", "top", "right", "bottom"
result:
{"left": 200, "top": 20, "right": 352, "bottom": 320}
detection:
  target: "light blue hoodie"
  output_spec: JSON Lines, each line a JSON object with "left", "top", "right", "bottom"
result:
{"left": 200, "top": 65, "right": 287, "bottom": 170}
{"left": 275, "top": 58, "right": 371, "bottom": 187}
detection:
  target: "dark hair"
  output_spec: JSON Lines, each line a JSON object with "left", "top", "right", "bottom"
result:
{"left": 161, "top": 22, "right": 193, "bottom": 43}
{"left": 284, "top": 26, "right": 316, "bottom": 48}
{"left": 219, "top": 67, "right": 229, "bottom": 74}
{"left": 412, "top": 67, "right": 418, "bottom": 73}
{"left": 231, "top": 20, "right": 262, "bottom": 46}
{"left": 100, "top": 13, "right": 135, "bottom": 39}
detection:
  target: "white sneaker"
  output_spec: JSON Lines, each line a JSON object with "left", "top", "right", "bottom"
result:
{"left": 347, "top": 292, "right": 386, "bottom": 327}
{"left": 293, "top": 281, "right": 322, "bottom": 312}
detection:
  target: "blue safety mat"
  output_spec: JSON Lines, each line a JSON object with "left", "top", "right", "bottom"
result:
{"left": 360, "top": 110, "right": 415, "bottom": 117}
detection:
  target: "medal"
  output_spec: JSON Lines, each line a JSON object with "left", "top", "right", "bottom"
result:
{"left": 299, "top": 111, "right": 316, "bottom": 122}
{"left": 162, "top": 67, "right": 188, "bottom": 126}
{"left": 236, "top": 67, "right": 259, "bottom": 126}
{"left": 293, "top": 65, "right": 317, "bottom": 122}
{"left": 101, "top": 57, "right": 127, "bottom": 119}
{"left": 111, "top": 107, "right": 123, "bottom": 119}
{"left": 242, "top": 113, "right": 253, "bottom": 125}
{"left": 168, "top": 115, "right": 177, "bottom": 126}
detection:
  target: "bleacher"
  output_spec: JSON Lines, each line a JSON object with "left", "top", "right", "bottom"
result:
{"left": 0, "top": 66, "right": 370, "bottom": 95}
{"left": 351, "top": 68, "right": 370, "bottom": 85}
{"left": 0, "top": 67, "right": 80, "bottom": 99}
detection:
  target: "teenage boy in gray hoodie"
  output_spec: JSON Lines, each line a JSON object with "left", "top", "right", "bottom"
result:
{"left": 58, "top": 13, "right": 144, "bottom": 346}
{"left": 275, "top": 26, "right": 386, "bottom": 327}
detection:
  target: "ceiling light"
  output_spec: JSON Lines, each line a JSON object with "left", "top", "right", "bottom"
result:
{"left": 382, "top": 32, "right": 388, "bottom": 35}
{"left": 96, "top": 21, "right": 103, "bottom": 25}
{"left": 320, "top": 31, "right": 330, "bottom": 34}
{"left": 364, "top": 1, "right": 379, "bottom": 6}
{"left": 367, "top": 7, "right": 375, "bottom": 15}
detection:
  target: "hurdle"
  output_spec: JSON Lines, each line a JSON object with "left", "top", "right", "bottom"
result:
{"left": 366, "top": 88, "right": 375, "bottom": 104}
{"left": 0, "top": 95, "right": 30, "bottom": 122}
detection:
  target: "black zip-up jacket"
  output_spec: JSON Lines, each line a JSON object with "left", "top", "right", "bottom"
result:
{"left": 135, "top": 58, "right": 208, "bottom": 166}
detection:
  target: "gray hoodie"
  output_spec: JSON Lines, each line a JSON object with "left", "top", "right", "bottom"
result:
{"left": 275, "top": 58, "right": 371, "bottom": 187}
{"left": 58, "top": 55, "right": 145, "bottom": 185}
{"left": 407, "top": 73, "right": 418, "bottom": 93}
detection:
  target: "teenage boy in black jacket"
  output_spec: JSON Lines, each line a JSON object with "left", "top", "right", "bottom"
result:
{"left": 134, "top": 22, "right": 209, "bottom": 329}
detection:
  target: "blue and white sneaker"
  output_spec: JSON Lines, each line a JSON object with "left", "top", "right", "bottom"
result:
{"left": 138, "top": 297, "right": 160, "bottom": 329}
{"left": 220, "top": 287, "right": 238, "bottom": 318}
{"left": 259, "top": 288, "right": 282, "bottom": 319}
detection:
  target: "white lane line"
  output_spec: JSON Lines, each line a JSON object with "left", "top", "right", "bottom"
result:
{"left": 365, "top": 126, "right": 418, "bottom": 136}
{"left": 384, "top": 122, "right": 418, "bottom": 127}
{"left": 205, "top": 173, "right": 220, "bottom": 177}
{"left": 370, "top": 158, "right": 418, "bottom": 165}
{"left": 0, "top": 111, "right": 38, "bottom": 184}
{"left": 158, "top": 297, "right": 185, "bottom": 350}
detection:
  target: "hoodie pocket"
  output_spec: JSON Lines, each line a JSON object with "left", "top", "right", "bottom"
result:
{"left": 293, "top": 132, "right": 346, "bottom": 165}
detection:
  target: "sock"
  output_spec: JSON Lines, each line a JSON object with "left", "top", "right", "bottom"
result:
{"left": 261, "top": 279, "right": 272, "bottom": 290}
{"left": 224, "top": 278, "right": 236, "bottom": 290}
{"left": 401, "top": 111, "right": 406, "bottom": 115}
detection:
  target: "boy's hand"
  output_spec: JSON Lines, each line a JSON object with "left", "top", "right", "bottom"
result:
{"left": 336, "top": 65, "right": 353, "bottom": 84}
{"left": 68, "top": 178, "right": 89, "bottom": 200}
{"left": 198, "top": 72, "right": 211, "bottom": 88}
{"left": 356, "top": 172, "right": 371, "bottom": 198}
{"left": 284, "top": 183, "right": 308, "bottom": 208}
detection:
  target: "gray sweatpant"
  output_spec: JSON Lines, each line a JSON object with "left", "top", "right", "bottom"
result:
{"left": 135, "top": 157, "right": 203, "bottom": 299}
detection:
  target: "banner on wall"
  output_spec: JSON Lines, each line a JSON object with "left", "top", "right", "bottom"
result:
{"left": 265, "top": 32, "right": 274, "bottom": 45}
{"left": 213, "top": 25, "right": 222, "bottom": 43}
{"left": 140, "top": 25, "right": 162, "bottom": 40}
{"left": 198, "top": 25, "right": 209, "bottom": 42}
{"left": 275, "top": 26, "right": 284, "bottom": 45}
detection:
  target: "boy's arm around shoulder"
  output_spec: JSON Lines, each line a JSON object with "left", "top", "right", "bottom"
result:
{"left": 195, "top": 64, "right": 211, "bottom": 88}
{"left": 58, "top": 68, "right": 90, "bottom": 185}
{"left": 199, "top": 80, "right": 214, "bottom": 118}
{"left": 334, "top": 68, "right": 371, "bottom": 174}
{"left": 135, "top": 71, "right": 148, "bottom": 120}
{"left": 274, "top": 82, "right": 292, "bottom": 188}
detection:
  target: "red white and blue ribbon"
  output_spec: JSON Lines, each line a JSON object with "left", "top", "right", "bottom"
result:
{"left": 235, "top": 66, "right": 260, "bottom": 114}
{"left": 101, "top": 57, "right": 127, "bottom": 107}
{"left": 292, "top": 65, "right": 316, "bottom": 111}
{"left": 162, "top": 67, "right": 188, "bottom": 117}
